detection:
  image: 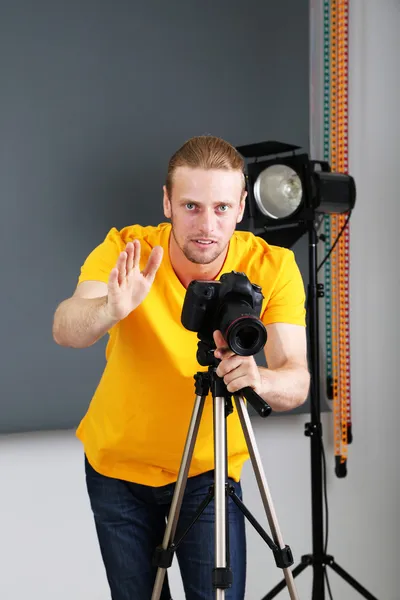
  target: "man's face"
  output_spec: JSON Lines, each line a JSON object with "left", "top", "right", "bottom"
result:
{"left": 163, "top": 166, "right": 246, "bottom": 265}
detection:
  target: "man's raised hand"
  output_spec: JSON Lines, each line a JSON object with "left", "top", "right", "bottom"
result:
{"left": 107, "top": 240, "right": 163, "bottom": 321}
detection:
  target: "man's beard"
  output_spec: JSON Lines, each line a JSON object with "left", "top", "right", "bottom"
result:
{"left": 171, "top": 222, "right": 226, "bottom": 265}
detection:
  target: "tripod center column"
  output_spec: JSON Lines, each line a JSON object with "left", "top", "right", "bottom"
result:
{"left": 211, "top": 369, "right": 233, "bottom": 597}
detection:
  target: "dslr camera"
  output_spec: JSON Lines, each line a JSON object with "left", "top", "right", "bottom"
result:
{"left": 181, "top": 271, "right": 267, "bottom": 360}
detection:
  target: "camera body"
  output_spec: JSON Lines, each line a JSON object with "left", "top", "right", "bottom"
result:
{"left": 181, "top": 271, "right": 267, "bottom": 359}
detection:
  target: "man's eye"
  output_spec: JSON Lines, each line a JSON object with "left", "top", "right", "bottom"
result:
{"left": 218, "top": 205, "right": 229, "bottom": 212}
{"left": 185, "top": 203, "right": 196, "bottom": 210}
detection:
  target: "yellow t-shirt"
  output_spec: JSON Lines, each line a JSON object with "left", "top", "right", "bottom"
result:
{"left": 75, "top": 222, "right": 306, "bottom": 486}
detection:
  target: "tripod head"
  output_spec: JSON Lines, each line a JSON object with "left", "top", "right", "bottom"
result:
{"left": 195, "top": 338, "right": 272, "bottom": 418}
{"left": 196, "top": 339, "right": 220, "bottom": 368}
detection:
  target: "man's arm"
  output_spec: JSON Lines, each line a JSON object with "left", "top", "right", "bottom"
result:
{"left": 52, "top": 281, "right": 119, "bottom": 349}
{"left": 258, "top": 322, "right": 310, "bottom": 411}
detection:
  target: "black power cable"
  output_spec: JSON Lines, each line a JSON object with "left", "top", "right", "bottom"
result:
{"left": 317, "top": 211, "right": 352, "bottom": 273}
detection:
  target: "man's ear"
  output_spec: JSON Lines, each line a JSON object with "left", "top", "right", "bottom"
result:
{"left": 237, "top": 190, "right": 247, "bottom": 224}
{"left": 163, "top": 185, "right": 172, "bottom": 219}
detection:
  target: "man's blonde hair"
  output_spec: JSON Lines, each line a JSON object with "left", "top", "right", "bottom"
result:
{"left": 165, "top": 135, "right": 245, "bottom": 197}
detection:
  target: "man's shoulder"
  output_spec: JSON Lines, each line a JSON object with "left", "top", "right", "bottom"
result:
{"left": 233, "top": 229, "right": 294, "bottom": 269}
{"left": 104, "top": 222, "right": 170, "bottom": 247}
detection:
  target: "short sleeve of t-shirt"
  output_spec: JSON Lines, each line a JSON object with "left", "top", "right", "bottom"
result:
{"left": 261, "top": 249, "right": 306, "bottom": 327}
{"left": 78, "top": 227, "right": 124, "bottom": 285}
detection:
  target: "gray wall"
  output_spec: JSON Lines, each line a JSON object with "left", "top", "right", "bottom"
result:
{"left": 1, "top": 0, "right": 310, "bottom": 434}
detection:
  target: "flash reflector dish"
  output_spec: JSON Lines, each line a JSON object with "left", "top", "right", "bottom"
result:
{"left": 253, "top": 164, "right": 303, "bottom": 219}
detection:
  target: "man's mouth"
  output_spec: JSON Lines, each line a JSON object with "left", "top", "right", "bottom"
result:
{"left": 193, "top": 239, "right": 215, "bottom": 245}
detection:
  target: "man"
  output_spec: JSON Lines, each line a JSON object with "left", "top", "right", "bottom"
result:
{"left": 52, "top": 135, "right": 310, "bottom": 600}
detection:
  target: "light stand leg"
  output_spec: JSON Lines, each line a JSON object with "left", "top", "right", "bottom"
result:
{"left": 327, "top": 560, "right": 378, "bottom": 600}
{"left": 151, "top": 382, "right": 208, "bottom": 600}
{"left": 233, "top": 393, "right": 300, "bottom": 600}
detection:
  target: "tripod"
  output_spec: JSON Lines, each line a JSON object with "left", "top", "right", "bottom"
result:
{"left": 262, "top": 221, "right": 378, "bottom": 600}
{"left": 151, "top": 343, "right": 300, "bottom": 600}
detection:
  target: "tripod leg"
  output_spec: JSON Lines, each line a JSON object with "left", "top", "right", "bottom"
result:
{"left": 233, "top": 393, "right": 300, "bottom": 600}
{"left": 151, "top": 393, "right": 207, "bottom": 600}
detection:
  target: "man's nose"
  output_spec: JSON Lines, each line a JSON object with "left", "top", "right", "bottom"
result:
{"left": 198, "top": 209, "right": 216, "bottom": 235}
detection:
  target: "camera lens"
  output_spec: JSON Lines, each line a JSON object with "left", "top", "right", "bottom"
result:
{"left": 225, "top": 316, "right": 267, "bottom": 356}
{"left": 235, "top": 324, "right": 261, "bottom": 349}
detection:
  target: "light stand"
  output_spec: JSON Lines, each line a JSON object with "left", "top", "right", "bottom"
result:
{"left": 261, "top": 216, "right": 378, "bottom": 600}
{"left": 233, "top": 139, "right": 376, "bottom": 599}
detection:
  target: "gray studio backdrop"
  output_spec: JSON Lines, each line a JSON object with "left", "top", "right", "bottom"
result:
{"left": 1, "top": 0, "right": 312, "bottom": 434}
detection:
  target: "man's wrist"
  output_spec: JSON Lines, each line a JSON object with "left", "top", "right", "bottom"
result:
{"left": 256, "top": 364, "right": 310, "bottom": 411}
{"left": 257, "top": 366, "right": 271, "bottom": 398}
{"left": 101, "top": 296, "right": 120, "bottom": 328}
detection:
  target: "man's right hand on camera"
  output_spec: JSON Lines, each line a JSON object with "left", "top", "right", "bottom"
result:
{"left": 106, "top": 240, "right": 163, "bottom": 321}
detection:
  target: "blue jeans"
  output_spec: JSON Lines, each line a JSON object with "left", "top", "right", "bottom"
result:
{"left": 84, "top": 455, "right": 246, "bottom": 599}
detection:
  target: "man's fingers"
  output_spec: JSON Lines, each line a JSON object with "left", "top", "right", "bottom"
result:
{"left": 216, "top": 355, "right": 243, "bottom": 377}
{"left": 108, "top": 267, "right": 120, "bottom": 292}
{"left": 213, "top": 329, "right": 233, "bottom": 359}
{"left": 132, "top": 239, "right": 141, "bottom": 269}
{"left": 215, "top": 348, "right": 235, "bottom": 360}
{"left": 142, "top": 246, "right": 164, "bottom": 280}
{"left": 117, "top": 251, "right": 127, "bottom": 285}
{"left": 125, "top": 242, "right": 134, "bottom": 273}
{"left": 213, "top": 330, "right": 226, "bottom": 349}
{"left": 226, "top": 376, "right": 253, "bottom": 394}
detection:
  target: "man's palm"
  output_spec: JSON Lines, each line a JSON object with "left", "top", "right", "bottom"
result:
{"left": 107, "top": 240, "right": 163, "bottom": 321}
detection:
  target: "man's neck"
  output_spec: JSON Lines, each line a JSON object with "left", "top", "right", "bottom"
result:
{"left": 168, "top": 235, "right": 228, "bottom": 289}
